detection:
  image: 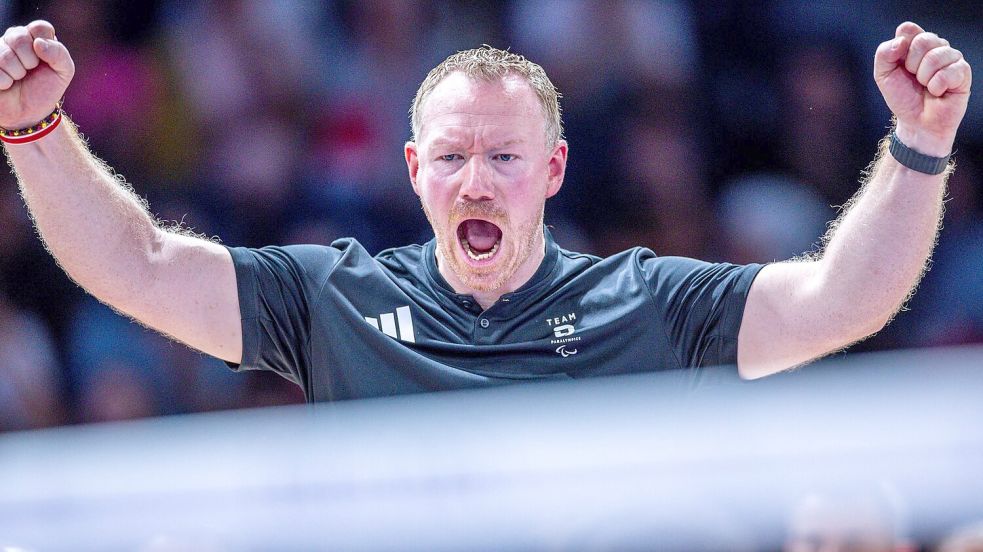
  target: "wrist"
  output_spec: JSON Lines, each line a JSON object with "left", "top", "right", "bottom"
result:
{"left": 1, "top": 105, "right": 59, "bottom": 132}
{"left": 893, "top": 122, "right": 954, "bottom": 158}
{"left": 889, "top": 129, "right": 952, "bottom": 176}
{"left": 0, "top": 105, "right": 63, "bottom": 145}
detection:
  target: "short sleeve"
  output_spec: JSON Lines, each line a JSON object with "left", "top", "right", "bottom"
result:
{"left": 225, "top": 244, "right": 343, "bottom": 385}
{"left": 638, "top": 252, "right": 765, "bottom": 368}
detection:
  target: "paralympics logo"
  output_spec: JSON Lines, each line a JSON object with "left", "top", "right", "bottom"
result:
{"left": 555, "top": 345, "right": 578, "bottom": 358}
{"left": 547, "top": 311, "right": 582, "bottom": 357}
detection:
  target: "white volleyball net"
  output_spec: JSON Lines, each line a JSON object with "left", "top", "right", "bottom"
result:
{"left": 2, "top": 345, "right": 983, "bottom": 551}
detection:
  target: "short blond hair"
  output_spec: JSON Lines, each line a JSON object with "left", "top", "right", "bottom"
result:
{"left": 410, "top": 45, "right": 563, "bottom": 147}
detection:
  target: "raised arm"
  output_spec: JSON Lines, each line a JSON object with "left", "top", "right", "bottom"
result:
{"left": 737, "top": 22, "right": 972, "bottom": 379}
{"left": 1, "top": 21, "right": 243, "bottom": 363}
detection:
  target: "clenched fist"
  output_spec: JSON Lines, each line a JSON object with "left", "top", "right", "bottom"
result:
{"left": 0, "top": 20, "right": 74, "bottom": 131}
{"left": 875, "top": 22, "right": 972, "bottom": 157}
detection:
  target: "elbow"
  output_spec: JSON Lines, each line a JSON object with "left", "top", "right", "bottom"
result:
{"left": 814, "top": 308, "right": 892, "bottom": 360}
{"left": 865, "top": 311, "right": 893, "bottom": 337}
{"left": 814, "top": 280, "right": 901, "bottom": 350}
{"left": 65, "top": 227, "right": 165, "bottom": 308}
{"left": 737, "top": 362, "right": 773, "bottom": 381}
{"left": 849, "top": 301, "right": 898, "bottom": 342}
{"left": 736, "top": 312, "right": 892, "bottom": 381}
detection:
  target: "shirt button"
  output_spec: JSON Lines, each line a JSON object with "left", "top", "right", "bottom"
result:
{"left": 480, "top": 318, "right": 490, "bottom": 328}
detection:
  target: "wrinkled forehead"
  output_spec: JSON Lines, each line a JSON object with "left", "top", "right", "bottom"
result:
{"left": 417, "top": 72, "right": 544, "bottom": 145}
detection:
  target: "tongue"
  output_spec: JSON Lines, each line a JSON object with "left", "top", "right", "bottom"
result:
{"left": 463, "top": 219, "right": 501, "bottom": 252}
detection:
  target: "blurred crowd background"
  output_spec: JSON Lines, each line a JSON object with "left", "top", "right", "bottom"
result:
{"left": 0, "top": 0, "right": 981, "bottom": 434}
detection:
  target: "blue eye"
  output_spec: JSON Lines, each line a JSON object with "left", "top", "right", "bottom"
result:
{"left": 497, "top": 154, "right": 515, "bottom": 162}
{"left": 440, "top": 154, "right": 463, "bottom": 162}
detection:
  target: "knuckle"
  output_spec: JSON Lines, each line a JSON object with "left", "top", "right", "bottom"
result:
{"left": 923, "top": 48, "right": 948, "bottom": 66}
{"left": 911, "top": 33, "right": 936, "bottom": 50}
{"left": 4, "top": 26, "right": 28, "bottom": 45}
{"left": 30, "top": 19, "right": 54, "bottom": 30}
{"left": 9, "top": 35, "right": 30, "bottom": 51}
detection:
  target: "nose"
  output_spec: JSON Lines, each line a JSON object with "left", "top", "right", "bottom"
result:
{"left": 458, "top": 156, "right": 495, "bottom": 202}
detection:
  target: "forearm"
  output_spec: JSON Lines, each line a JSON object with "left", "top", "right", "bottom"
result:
{"left": 738, "top": 134, "right": 950, "bottom": 378}
{"left": 0, "top": 20, "right": 241, "bottom": 362}
{"left": 4, "top": 117, "right": 163, "bottom": 306}
{"left": 814, "top": 130, "right": 948, "bottom": 335}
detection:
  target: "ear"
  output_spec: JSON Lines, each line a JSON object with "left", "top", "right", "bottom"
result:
{"left": 405, "top": 141, "right": 421, "bottom": 196}
{"left": 545, "top": 140, "right": 568, "bottom": 198}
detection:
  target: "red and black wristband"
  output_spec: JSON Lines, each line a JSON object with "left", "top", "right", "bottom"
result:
{"left": 0, "top": 104, "right": 63, "bottom": 145}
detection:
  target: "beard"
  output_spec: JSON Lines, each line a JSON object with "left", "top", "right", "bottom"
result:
{"left": 422, "top": 199, "right": 544, "bottom": 293}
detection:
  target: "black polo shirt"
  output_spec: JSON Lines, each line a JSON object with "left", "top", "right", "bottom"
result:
{"left": 226, "top": 229, "right": 764, "bottom": 401}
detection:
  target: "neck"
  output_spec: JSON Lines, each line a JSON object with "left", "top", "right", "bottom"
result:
{"left": 470, "top": 289, "right": 507, "bottom": 311}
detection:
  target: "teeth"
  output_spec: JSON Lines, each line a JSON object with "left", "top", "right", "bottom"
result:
{"left": 462, "top": 238, "right": 500, "bottom": 261}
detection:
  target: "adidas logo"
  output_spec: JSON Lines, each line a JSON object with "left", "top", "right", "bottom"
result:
{"left": 364, "top": 305, "right": 416, "bottom": 343}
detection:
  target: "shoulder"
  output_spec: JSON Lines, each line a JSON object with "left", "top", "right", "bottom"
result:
{"left": 225, "top": 239, "right": 376, "bottom": 284}
{"left": 373, "top": 242, "right": 429, "bottom": 279}
{"left": 375, "top": 242, "right": 427, "bottom": 268}
{"left": 629, "top": 248, "right": 749, "bottom": 277}
{"left": 557, "top": 246, "right": 601, "bottom": 267}
{"left": 590, "top": 247, "right": 764, "bottom": 297}
{"left": 635, "top": 250, "right": 766, "bottom": 308}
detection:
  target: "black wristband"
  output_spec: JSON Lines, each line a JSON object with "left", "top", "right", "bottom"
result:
{"left": 889, "top": 131, "right": 951, "bottom": 175}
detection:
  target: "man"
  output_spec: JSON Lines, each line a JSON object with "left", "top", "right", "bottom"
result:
{"left": 0, "top": 20, "right": 971, "bottom": 401}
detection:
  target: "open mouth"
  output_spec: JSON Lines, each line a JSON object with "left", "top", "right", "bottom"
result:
{"left": 457, "top": 219, "right": 503, "bottom": 262}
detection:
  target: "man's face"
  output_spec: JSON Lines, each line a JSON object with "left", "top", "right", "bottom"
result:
{"left": 405, "top": 72, "right": 567, "bottom": 296}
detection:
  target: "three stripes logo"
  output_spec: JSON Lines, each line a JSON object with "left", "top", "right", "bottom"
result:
{"left": 364, "top": 305, "right": 416, "bottom": 343}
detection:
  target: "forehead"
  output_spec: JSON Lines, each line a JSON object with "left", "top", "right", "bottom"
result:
{"left": 418, "top": 72, "right": 544, "bottom": 144}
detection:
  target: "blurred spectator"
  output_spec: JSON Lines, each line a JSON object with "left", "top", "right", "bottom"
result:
{"left": 43, "top": 0, "right": 163, "bottom": 177}
{"left": 597, "top": 84, "right": 716, "bottom": 259}
{"left": 717, "top": 173, "right": 830, "bottom": 264}
{"left": 0, "top": 291, "right": 65, "bottom": 431}
{"left": 784, "top": 484, "right": 916, "bottom": 552}
{"left": 300, "top": 0, "right": 449, "bottom": 251}
{"left": 67, "top": 297, "right": 254, "bottom": 424}
{"left": 936, "top": 520, "right": 983, "bottom": 552}
{"left": 161, "top": 1, "right": 319, "bottom": 127}
{"left": 779, "top": 43, "right": 870, "bottom": 205}
{"left": 510, "top": 0, "right": 701, "bottom": 253}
